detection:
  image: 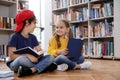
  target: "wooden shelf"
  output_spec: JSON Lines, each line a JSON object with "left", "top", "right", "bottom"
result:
{"left": 52, "top": 7, "right": 68, "bottom": 12}
{"left": 69, "top": 2, "right": 88, "bottom": 8}
{"left": 70, "top": 20, "right": 88, "bottom": 24}
{"left": 0, "top": 28, "right": 14, "bottom": 32}
{"left": 0, "top": 0, "right": 16, "bottom": 6}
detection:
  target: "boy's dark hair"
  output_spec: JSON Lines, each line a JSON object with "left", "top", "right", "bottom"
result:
{"left": 18, "top": 16, "right": 36, "bottom": 33}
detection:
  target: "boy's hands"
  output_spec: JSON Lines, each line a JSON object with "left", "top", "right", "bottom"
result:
{"left": 25, "top": 54, "right": 38, "bottom": 63}
{"left": 57, "top": 48, "right": 69, "bottom": 55}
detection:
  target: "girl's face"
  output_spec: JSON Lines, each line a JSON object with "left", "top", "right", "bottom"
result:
{"left": 55, "top": 21, "right": 68, "bottom": 37}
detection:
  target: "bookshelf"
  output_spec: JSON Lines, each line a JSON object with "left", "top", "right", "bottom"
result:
{"left": 0, "top": 0, "right": 17, "bottom": 61}
{"left": 52, "top": 0, "right": 115, "bottom": 59}
{"left": 0, "top": 0, "right": 29, "bottom": 61}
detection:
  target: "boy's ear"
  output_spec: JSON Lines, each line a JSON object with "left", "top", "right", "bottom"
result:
{"left": 25, "top": 20, "right": 29, "bottom": 26}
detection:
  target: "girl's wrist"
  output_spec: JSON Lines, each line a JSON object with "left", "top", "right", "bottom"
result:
{"left": 57, "top": 50, "right": 61, "bottom": 55}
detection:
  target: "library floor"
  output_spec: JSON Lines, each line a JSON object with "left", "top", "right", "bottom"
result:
{"left": 0, "top": 59, "right": 120, "bottom": 80}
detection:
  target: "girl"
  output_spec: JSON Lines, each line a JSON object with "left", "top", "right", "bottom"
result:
{"left": 48, "top": 20, "right": 92, "bottom": 70}
{"left": 7, "top": 10, "right": 57, "bottom": 77}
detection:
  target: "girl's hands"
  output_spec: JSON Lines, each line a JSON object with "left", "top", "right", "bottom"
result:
{"left": 57, "top": 48, "right": 69, "bottom": 55}
{"left": 81, "top": 47, "right": 84, "bottom": 54}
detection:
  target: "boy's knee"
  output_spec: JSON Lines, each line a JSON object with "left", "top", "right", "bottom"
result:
{"left": 45, "top": 55, "right": 54, "bottom": 61}
{"left": 17, "top": 56, "right": 27, "bottom": 59}
{"left": 17, "top": 56, "right": 29, "bottom": 63}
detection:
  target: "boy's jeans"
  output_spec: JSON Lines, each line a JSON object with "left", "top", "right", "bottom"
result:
{"left": 8, "top": 55, "right": 54, "bottom": 73}
{"left": 54, "top": 55, "right": 84, "bottom": 69}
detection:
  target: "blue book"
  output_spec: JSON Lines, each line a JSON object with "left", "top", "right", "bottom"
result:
{"left": 13, "top": 47, "right": 46, "bottom": 58}
{"left": 66, "top": 38, "right": 83, "bottom": 61}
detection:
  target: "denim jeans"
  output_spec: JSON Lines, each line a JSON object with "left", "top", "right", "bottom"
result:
{"left": 54, "top": 55, "right": 84, "bottom": 69}
{"left": 8, "top": 55, "right": 54, "bottom": 73}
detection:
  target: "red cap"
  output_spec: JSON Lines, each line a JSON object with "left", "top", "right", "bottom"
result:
{"left": 14, "top": 9, "right": 34, "bottom": 32}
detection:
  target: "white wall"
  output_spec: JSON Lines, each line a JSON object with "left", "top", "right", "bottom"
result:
{"left": 114, "top": 0, "right": 120, "bottom": 58}
{"left": 41, "top": 0, "right": 52, "bottom": 49}
{"left": 29, "top": 0, "right": 40, "bottom": 27}
{"left": 29, "top": 0, "right": 41, "bottom": 42}
{"left": 29, "top": 0, "right": 52, "bottom": 49}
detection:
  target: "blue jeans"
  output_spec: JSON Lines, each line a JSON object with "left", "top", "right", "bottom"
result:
{"left": 8, "top": 55, "right": 54, "bottom": 73}
{"left": 54, "top": 55, "right": 84, "bottom": 69}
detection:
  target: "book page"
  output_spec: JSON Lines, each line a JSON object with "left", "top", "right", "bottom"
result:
{"left": 37, "top": 50, "right": 46, "bottom": 55}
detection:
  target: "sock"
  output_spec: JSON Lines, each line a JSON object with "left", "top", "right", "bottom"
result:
{"left": 43, "top": 63, "right": 57, "bottom": 72}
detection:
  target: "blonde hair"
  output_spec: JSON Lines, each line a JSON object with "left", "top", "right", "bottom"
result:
{"left": 54, "top": 20, "right": 73, "bottom": 48}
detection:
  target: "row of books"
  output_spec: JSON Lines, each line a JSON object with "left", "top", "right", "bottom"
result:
{"left": 52, "top": 0, "right": 68, "bottom": 9}
{"left": 54, "top": 3, "right": 113, "bottom": 21}
{"left": 90, "top": 41, "right": 114, "bottom": 57}
{"left": 69, "top": 8, "right": 88, "bottom": 21}
{"left": 69, "top": 0, "right": 89, "bottom": 5}
{"left": 83, "top": 42, "right": 88, "bottom": 56}
{"left": 71, "top": 25, "right": 88, "bottom": 38}
{"left": 70, "top": 21, "right": 113, "bottom": 38}
{"left": 90, "top": 20, "right": 114, "bottom": 37}
{"left": 53, "top": 0, "right": 115, "bottom": 10}
{"left": 53, "top": 7, "right": 89, "bottom": 24}
{"left": 90, "top": 2, "right": 113, "bottom": 19}
{"left": 52, "top": 1, "right": 113, "bottom": 22}
{"left": 68, "top": 40, "right": 114, "bottom": 57}
{"left": 0, "top": 16, "right": 15, "bottom": 29}
{"left": 52, "top": 0, "right": 90, "bottom": 9}
{"left": 52, "top": 11, "right": 68, "bottom": 25}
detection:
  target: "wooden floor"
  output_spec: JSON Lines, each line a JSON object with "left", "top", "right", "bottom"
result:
{"left": 0, "top": 59, "right": 120, "bottom": 80}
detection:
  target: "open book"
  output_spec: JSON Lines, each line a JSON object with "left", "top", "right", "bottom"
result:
{"left": 13, "top": 47, "right": 46, "bottom": 58}
{"left": 66, "top": 38, "right": 83, "bottom": 61}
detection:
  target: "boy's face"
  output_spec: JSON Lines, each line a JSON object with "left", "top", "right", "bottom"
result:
{"left": 28, "top": 20, "right": 37, "bottom": 33}
{"left": 55, "top": 21, "right": 68, "bottom": 37}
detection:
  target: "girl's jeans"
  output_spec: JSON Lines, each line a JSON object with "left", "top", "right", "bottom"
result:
{"left": 54, "top": 55, "right": 84, "bottom": 69}
{"left": 8, "top": 55, "right": 54, "bottom": 73}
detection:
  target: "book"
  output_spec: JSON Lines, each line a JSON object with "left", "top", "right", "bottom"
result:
{"left": 0, "top": 76, "right": 14, "bottom": 80}
{"left": 66, "top": 38, "right": 83, "bottom": 61}
{"left": 0, "top": 70, "right": 14, "bottom": 78}
{"left": 13, "top": 47, "right": 46, "bottom": 58}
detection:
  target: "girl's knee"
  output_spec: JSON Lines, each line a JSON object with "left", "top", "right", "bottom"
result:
{"left": 57, "top": 55, "right": 67, "bottom": 59}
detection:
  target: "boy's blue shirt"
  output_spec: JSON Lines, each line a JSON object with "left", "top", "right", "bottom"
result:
{"left": 7, "top": 32, "right": 39, "bottom": 49}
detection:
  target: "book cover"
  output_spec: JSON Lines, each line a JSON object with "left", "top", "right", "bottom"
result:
{"left": 13, "top": 47, "right": 45, "bottom": 58}
{"left": 0, "top": 70, "right": 14, "bottom": 78}
{"left": 66, "top": 38, "right": 83, "bottom": 61}
{"left": 0, "top": 76, "right": 14, "bottom": 80}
